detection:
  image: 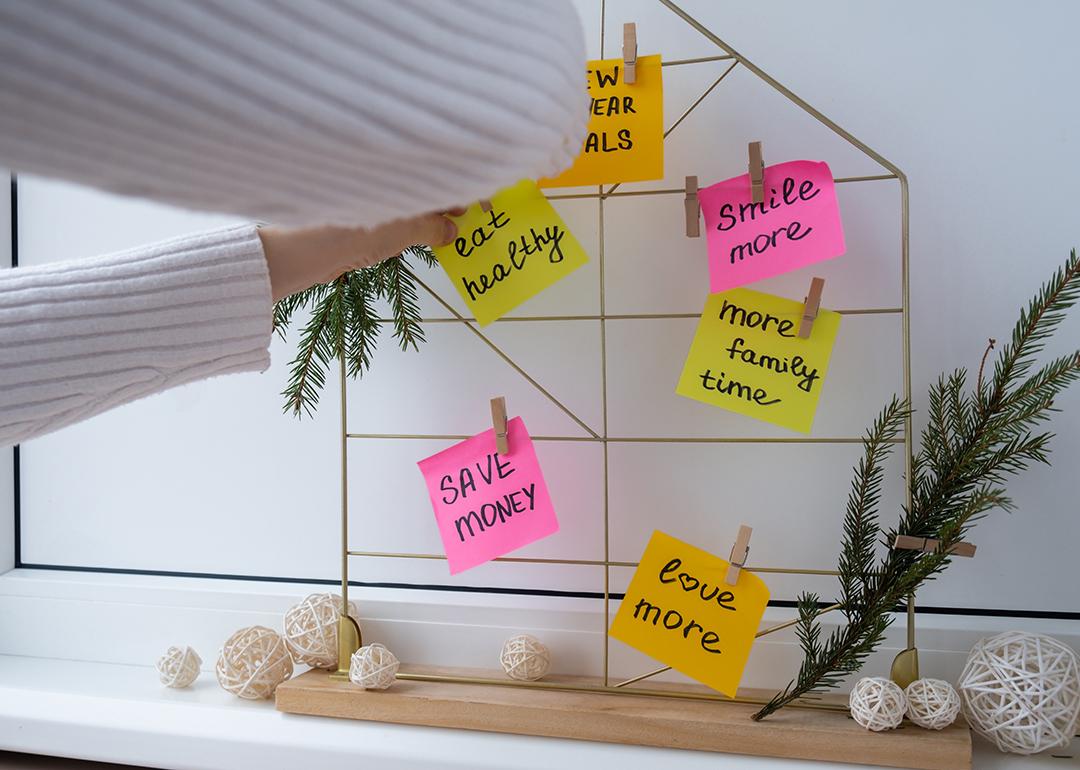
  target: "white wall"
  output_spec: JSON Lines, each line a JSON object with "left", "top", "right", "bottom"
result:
{"left": 13, "top": 0, "right": 1080, "bottom": 624}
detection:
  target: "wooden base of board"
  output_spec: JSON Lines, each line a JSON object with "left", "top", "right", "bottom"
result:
{"left": 276, "top": 666, "right": 971, "bottom": 769}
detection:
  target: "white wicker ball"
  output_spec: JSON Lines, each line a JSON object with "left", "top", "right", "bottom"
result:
{"left": 283, "top": 592, "right": 361, "bottom": 669}
{"left": 215, "top": 625, "right": 294, "bottom": 700}
{"left": 905, "top": 678, "right": 960, "bottom": 730}
{"left": 349, "top": 643, "right": 399, "bottom": 690}
{"left": 156, "top": 645, "right": 201, "bottom": 688}
{"left": 500, "top": 634, "right": 550, "bottom": 681}
{"left": 849, "top": 677, "right": 906, "bottom": 731}
{"left": 958, "top": 630, "right": 1080, "bottom": 755}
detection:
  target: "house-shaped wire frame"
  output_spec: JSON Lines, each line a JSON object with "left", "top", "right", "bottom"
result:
{"left": 333, "top": 0, "right": 913, "bottom": 709}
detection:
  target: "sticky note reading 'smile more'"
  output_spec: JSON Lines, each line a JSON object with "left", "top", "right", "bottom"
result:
{"left": 539, "top": 54, "right": 663, "bottom": 188}
{"left": 700, "top": 160, "right": 845, "bottom": 293}
{"left": 417, "top": 417, "right": 558, "bottom": 575}
{"left": 434, "top": 180, "right": 588, "bottom": 326}
{"left": 610, "top": 530, "right": 770, "bottom": 697}
{"left": 676, "top": 288, "right": 841, "bottom": 434}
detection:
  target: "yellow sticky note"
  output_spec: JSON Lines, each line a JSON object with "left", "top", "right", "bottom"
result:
{"left": 539, "top": 54, "right": 663, "bottom": 188}
{"left": 676, "top": 288, "right": 842, "bottom": 434}
{"left": 434, "top": 180, "right": 589, "bottom": 326}
{"left": 610, "top": 530, "right": 770, "bottom": 697}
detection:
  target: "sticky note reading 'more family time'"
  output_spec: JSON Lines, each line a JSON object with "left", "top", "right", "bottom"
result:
{"left": 417, "top": 417, "right": 558, "bottom": 574}
{"left": 677, "top": 288, "right": 841, "bottom": 433}
{"left": 433, "top": 180, "right": 589, "bottom": 326}
{"left": 610, "top": 531, "right": 770, "bottom": 697}
{"left": 699, "top": 160, "right": 845, "bottom": 293}
{"left": 540, "top": 54, "right": 663, "bottom": 188}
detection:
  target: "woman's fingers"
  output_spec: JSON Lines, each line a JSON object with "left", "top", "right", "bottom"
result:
{"left": 361, "top": 212, "right": 458, "bottom": 264}
{"left": 263, "top": 205, "right": 481, "bottom": 300}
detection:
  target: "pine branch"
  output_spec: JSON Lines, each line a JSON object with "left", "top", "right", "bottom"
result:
{"left": 755, "top": 250, "right": 1080, "bottom": 720}
{"left": 343, "top": 270, "right": 380, "bottom": 378}
{"left": 272, "top": 246, "right": 438, "bottom": 415}
{"left": 272, "top": 283, "right": 329, "bottom": 341}
{"left": 377, "top": 257, "right": 427, "bottom": 352}
{"left": 281, "top": 282, "right": 343, "bottom": 418}
{"left": 838, "top": 398, "right": 908, "bottom": 618}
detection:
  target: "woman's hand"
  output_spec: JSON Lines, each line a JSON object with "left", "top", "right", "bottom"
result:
{"left": 259, "top": 211, "right": 461, "bottom": 301}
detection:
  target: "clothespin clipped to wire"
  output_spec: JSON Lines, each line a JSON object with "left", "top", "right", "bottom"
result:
{"left": 798, "top": 277, "right": 826, "bottom": 339}
{"left": 894, "top": 535, "right": 976, "bottom": 558}
{"left": 623, "top": 23, "right": 638, "bottom": 85}
{"left": 684, "top": 175, "right": 700, "bottom": 238}
{"left": 479, "top": 200, "right": 493, "bottom": 213}
{"left": 726, "top": 525, "right": 753, "bottom": 585}
{"left": 748, "top": 141, "right": 765, "bottom": 204}
{"left": 490, "top": 396, "right": 509, "bottom": 455}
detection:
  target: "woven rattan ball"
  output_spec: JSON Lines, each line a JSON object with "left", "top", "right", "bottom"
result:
{"left": 500, "top": 634, "right": 550, "bottom": 681}
{"left": 283, "top": 592, "right": 361, "bottom": 669}
{"left": 958, "top": 630, "right": 1080, "bottom": 754}
{"left": 349, "top": 643, "right": 399, "bottom": 690}
{"left": 849, "top": 677, "right": 906, "bottom": 731}
{"left": 156, "top": 645, "right": 201, "bottom": 688}
{"left": 905, "top": 678, "right": 960, "bottom": 730}
{"left": 215, "top": 625, "right": 294, "bottom": 700}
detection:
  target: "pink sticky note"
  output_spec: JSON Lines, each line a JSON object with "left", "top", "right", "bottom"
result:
{"left": 417, "top": 417, "right": 559, "bottom": 575}
{"left": 699, "top": 160, "right": 845, "bottom": 293}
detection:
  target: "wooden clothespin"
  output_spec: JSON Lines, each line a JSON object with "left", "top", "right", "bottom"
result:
{"left": 798, "top": 277, "right": 825, "bottom": 339}
{"left": 490, "top": 396, "right": 509, "bottom": 455}
{"left": 894, "top": 535, "right": 977, "bottom": 558}
{"left": 623, "top": 23, "right": 638, "bottom": 85}
{"left": 684, "top": 175, "right": 700, "bottom": 238}
{"left": 479, "top": 200, "right": 492, "bottom": 213}
{"left": 726, "top": 525, "right": 753, "bottom": 585}
{"left": 748, "top": 141, "right": 764, "bottom": 204}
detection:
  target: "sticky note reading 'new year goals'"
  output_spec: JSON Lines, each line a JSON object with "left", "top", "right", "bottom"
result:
{"left": 539, "top": 54, "right": 663, "bottom": 188}
{"left": 699, "top": 160, "right": 845, "bottom": 293}
{"left": 417, "top": 417, "right": 558, "bottom": 574}
{"left": 434, "top": 180, "right": 589, "bottom": 326}
{"left": 609, "top": 530, "right": 770, "bottom": 697}
{"left": 676, "top": 288, "right": 841, "bottom": 433}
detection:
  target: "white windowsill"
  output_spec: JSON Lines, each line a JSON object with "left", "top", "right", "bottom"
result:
{"left": 0, "top": 569, "right": 1075, "bottom": 769}
{"left": 1, "top": 655, "right": 1066, "bottom": 770}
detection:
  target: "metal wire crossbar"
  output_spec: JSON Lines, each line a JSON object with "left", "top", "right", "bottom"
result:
{"left": 336, "top": 0, "right": 912, "bottom": 708}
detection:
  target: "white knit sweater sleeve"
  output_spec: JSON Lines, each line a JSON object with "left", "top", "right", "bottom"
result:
{"left": 0, "top": 1, "right": 588, "bottom": 446}
{"left": 0, "top": 225, "right": 273, "bottom": 447}
{"left": 0, "top": 0, "right": 588, "bottom": 227}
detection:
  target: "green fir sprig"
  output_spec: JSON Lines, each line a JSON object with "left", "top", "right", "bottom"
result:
{"left": 273, "top": 246, "right": 438, "bottom": 417}
{"left": 754, "top": 250, "right": 1080, "bottom": 720}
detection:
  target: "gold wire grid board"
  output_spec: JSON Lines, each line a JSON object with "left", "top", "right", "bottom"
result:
{"left": 276, "top": 0, "right": 956, "bottom": 763}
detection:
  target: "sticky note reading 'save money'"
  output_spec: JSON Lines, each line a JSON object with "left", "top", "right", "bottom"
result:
{"left": 417, "top": 417, "right": 559, "bottom": 574}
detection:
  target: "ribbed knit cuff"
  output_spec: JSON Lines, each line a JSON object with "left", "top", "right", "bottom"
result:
{"left": 0, "top": 224, "right": 273, "bottom": 446}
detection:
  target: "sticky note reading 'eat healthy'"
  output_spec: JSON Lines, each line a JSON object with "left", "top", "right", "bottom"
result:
{"left": 609, "top": 530, "right": 770, "bottom": 697}
{"left": 434, "top": 180, "right": 589, "bottom": 326}
{"left": 540, "top": 54, "right": 663, "bottom": 188}
{"left": 676, "top": 288, "right": 841, "bottom": 433}
{"left": 699, "top": 160, "right": 845, "bottom": 293}
{"left": 417, "top": 417, "right": 558, "bottom": 575}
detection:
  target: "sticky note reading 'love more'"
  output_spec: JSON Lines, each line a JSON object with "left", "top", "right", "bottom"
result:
{"left": 676, "top": 288, "right": 841, "bottom": 433}
{"left": 609, "top": 530, "right": 770, "bottom": 697}
{"left": 433, "top": 180, "right": 589, "bottom": 326}
{"left": 417, "top": 417, "right": 558, "bottom": 575}
{"left": 539, "top": 54, "right": 663, "bottom": 188}
{"left": 699, "top": 160, "right": 845, "bottom": 293}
